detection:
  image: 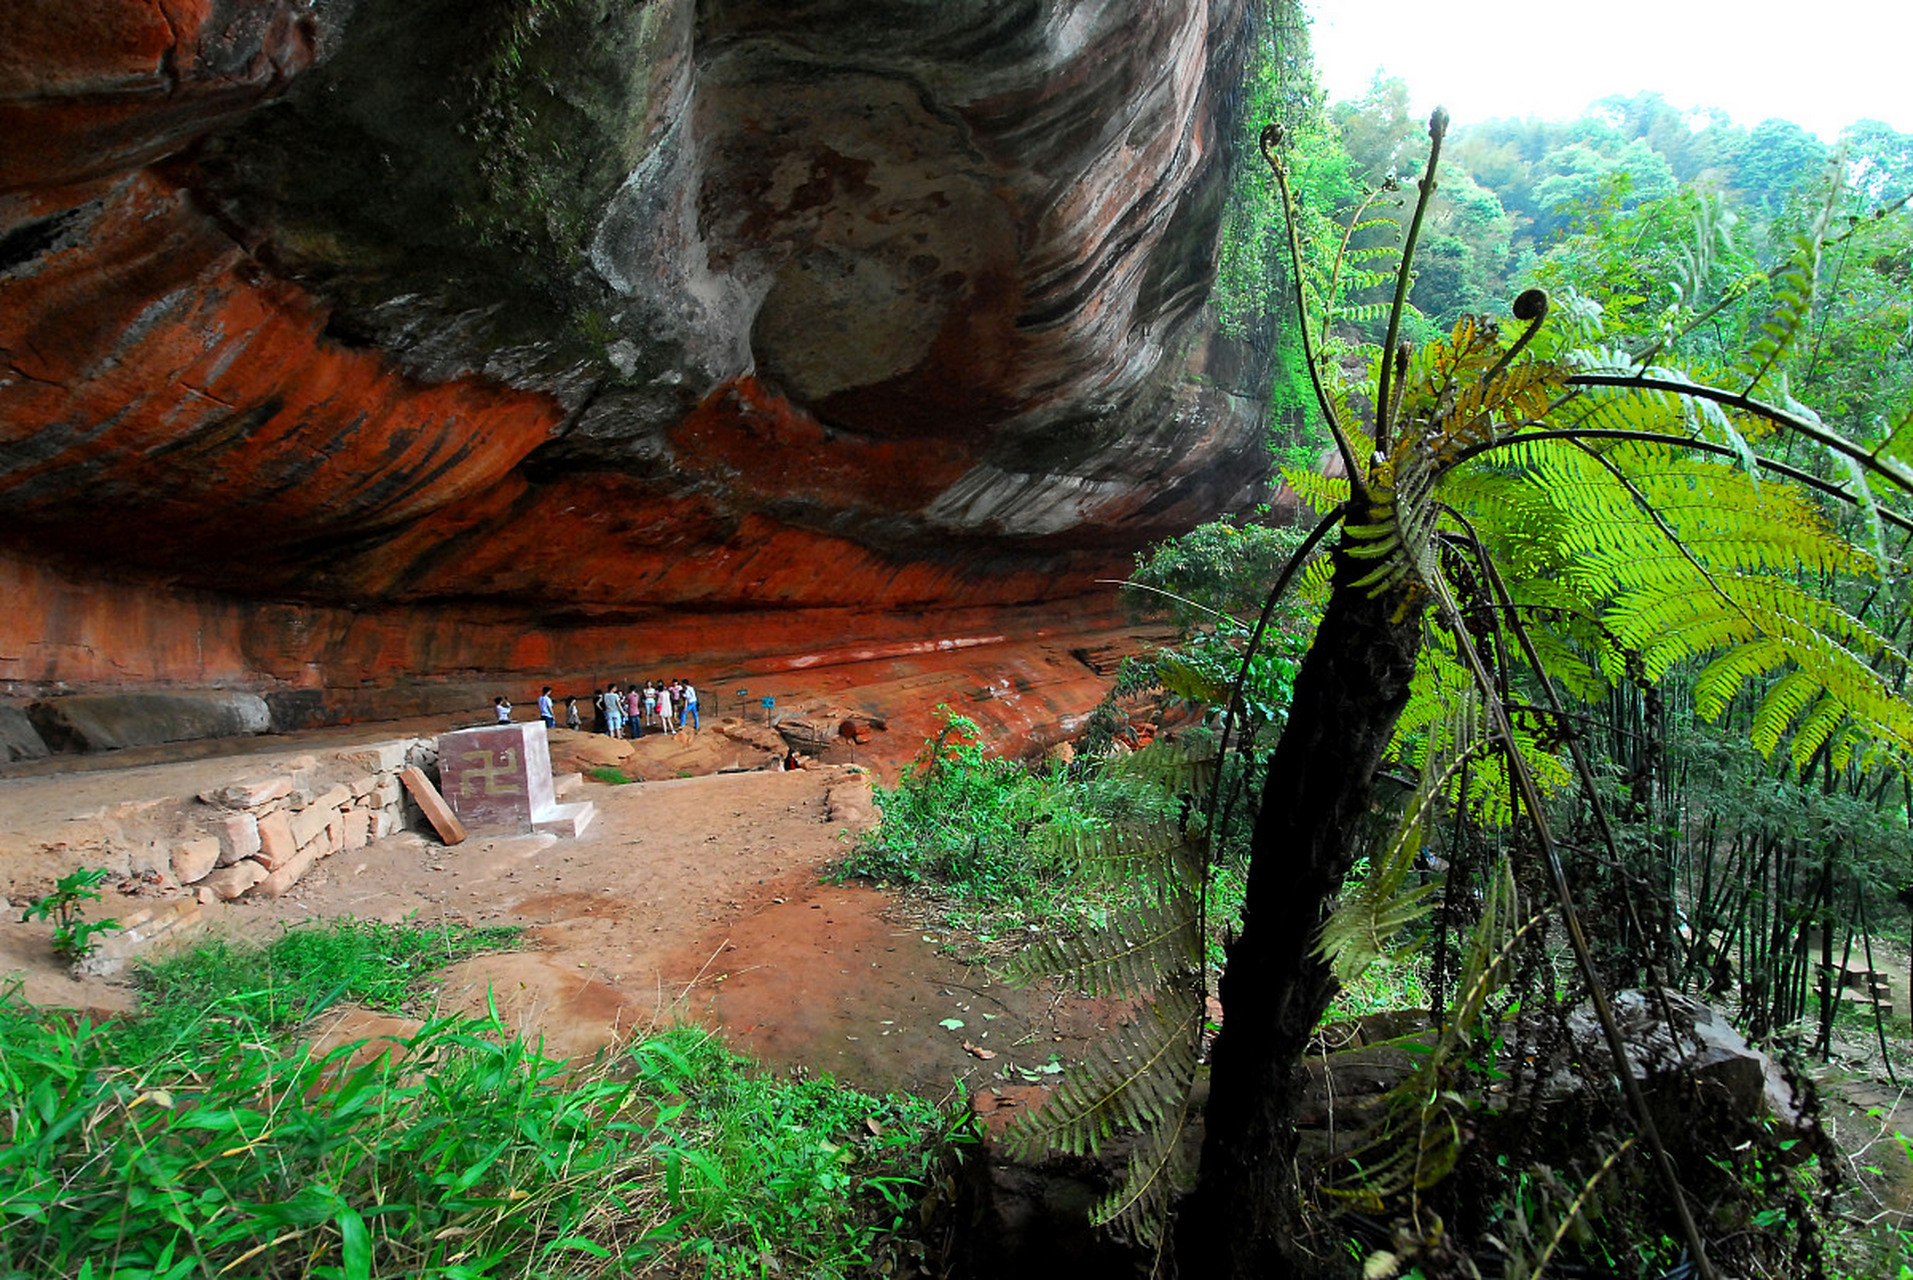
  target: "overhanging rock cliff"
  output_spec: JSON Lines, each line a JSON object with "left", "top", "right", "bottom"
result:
{"left": 0, "top": 0, "right": 1270, "bottom": 731}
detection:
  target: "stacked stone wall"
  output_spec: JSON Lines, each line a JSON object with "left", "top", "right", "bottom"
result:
{"left": 183, "top": 739, "right": 439, "bottom": 902}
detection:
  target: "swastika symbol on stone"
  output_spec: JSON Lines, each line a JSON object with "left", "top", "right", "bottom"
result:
{"left": 457, "top": 748, "right": 523, "bottom": 797}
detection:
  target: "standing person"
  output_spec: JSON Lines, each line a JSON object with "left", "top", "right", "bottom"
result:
{"left": 626, "top": 683, "right": 644, "bottom": 739}
{"left": 592, "top": 686, "right": 607, "bottom": 735}
{"left": 537, "top": 685, "right": 555, "bottom": 728}
{"left": 642, "top": 680, "right": 658, "bottom": 730}
{"left": 605, "top": 685, "right": 626, "bottom": 739}
{"left": 565, "top": 695, "right": 581, "bottom": 731}
{"left": 494, "top": 696, "right": 512, "bottom": 723}
{"left": 681, "top": 679, "right": 699, "bottom": 732}
{"left": 655, "top": 680, "right": 675, "bottom": 734}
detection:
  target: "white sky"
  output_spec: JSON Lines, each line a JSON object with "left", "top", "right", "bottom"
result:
{"left": 1306, "top": 0, "right": 1912, "bottom": 141}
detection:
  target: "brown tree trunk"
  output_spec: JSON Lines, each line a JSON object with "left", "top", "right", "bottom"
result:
{"left": 1175, "top": 530, "right": 1423, "bottom": 1277}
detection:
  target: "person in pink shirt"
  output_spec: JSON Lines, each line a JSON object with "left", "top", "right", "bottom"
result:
{"left": 626, "top": 684, "right": 644, "bottom": 739}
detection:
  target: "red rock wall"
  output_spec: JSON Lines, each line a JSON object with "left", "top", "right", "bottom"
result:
{"left": 0, "top": 0, "right": 1266, "bottom": 718}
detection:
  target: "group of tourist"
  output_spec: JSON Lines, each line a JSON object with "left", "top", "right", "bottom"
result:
{"left": 496, "top": 680, "right": 700, "bottom": 737}
{"left": 587, "top": 679, "right": 699, "bottom": 738}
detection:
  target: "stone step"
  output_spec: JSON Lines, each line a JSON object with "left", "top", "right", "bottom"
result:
{"left": 532, "top": 800, "right": 595, "bottom": 839}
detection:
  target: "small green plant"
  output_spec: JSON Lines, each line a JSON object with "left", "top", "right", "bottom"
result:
{"left": 588, "top": 765, "right": 634, "bottom": 784}
{"left": 19, "top": 867, "right": 116, "bottom": 961}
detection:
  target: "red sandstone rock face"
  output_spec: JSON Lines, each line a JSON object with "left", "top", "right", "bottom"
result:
{"left": 0, "top": 0, "right": 1268, "bottom": 712}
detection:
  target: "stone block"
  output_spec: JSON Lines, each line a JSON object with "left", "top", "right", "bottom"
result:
{"left": 200, "top": 860, "right": 267, "bottom": 900}
{"left": 341, "top": 809, "right": 373, "bottom": 851}
{"left": 373, "top": 808, "right": 400, "bottom": 839}
{"left": 204, "top": 777, "right": 292, "bottom": 810}
{"left": 218, "top": 812, "right": 260, "bottom": 864}
{"left": 257, "top": 845, "right": 319, "bottom": 897}
{"left": 171, "top": 837, "right": 220, "bottom": 885}
{"left": 374, "top": 778, "right": 403, "bottom": 808}
{"left": 348, "top": 774, "right": 378, "bottom": 799}
{"left": 347, "top": 741, "right": 410, "bottom": 773}
{"left": 256, "top": 810, "right": 298, "bottom": 869}
{"left": 289, "top": 803, "right": 332, "bottom": 850}
{"left": 313, "top": 784, "right": 352, "bottom": 813}
{"left": 439, "top": 722, "right": 556, "bottom": 833}
{"left": 324, "top": 816, "right": 344, "bottom": 854}
{"left": 29, "top": 691, "right": 271, "bottom": 753}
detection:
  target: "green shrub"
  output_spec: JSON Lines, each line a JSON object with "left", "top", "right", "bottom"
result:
{"left": 838, "top": 710, "right": 1178, "bottom": 936}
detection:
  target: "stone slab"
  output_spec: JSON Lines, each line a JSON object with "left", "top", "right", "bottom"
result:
{"left": 257, "top": 845, "right": 319, "bottom": 897}
{"left": 200, "top": 859, "right": 267, "bottom": 900}
{"left": 346, "top": 740, "right": 415, "bottom": 773}
{"left": 76, "top": 899, "right": 207, "bottom": 977}
{"left": 289, "top": 803, "right": 333, "bottom": 851}
{"left": 399, "top": 766, "right": 468, "bottom": 845}
{"left": 204, "top": 777, "right": 291, "bottom": 810}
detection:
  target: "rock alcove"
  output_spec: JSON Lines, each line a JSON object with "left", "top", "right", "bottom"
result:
{"left": 1, "top": 0, "right": 1270, "bottom": 741}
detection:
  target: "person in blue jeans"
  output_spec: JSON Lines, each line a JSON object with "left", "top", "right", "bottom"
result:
{"left": 681, "top": 680, "right": 699, "bottom": 731}
{"left": 537, "top": 685, "right": 555, "bottom": 728}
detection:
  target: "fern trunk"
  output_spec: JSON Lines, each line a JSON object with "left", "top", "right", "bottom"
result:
{"left": 1177, "top": 531, "right": 1423, "bottom": 1277}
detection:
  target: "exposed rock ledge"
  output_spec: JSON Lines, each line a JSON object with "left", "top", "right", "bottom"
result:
{"left": 0, "top": 0, "right": 1269, "bottom": 709}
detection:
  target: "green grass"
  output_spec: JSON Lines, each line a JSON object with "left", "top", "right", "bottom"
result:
{"left": 835, "top": 713, "right": 1173, "bottom": 939}
{"left": 587, "top": 766, "right": 633, "bottom": 785}
{"left": 115, "top": 917, "right": 519, "bottom": 1061}
{"left": 0, "top": 921, "right": 964, "bottom": 1279}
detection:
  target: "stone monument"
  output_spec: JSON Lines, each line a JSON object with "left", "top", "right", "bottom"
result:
{"left": 437, "top": 722, "right": 595, "bottom": 837}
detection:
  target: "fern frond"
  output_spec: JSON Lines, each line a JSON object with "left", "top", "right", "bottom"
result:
{"left": 1319, "top": 833, "right": 1437, "bottom": 984}
{"left": 1281, "top": 467, "right": 1351, "bottom": 516}
{"left": 1092, "top": 1095, "right": 1196, "bottom": 1246}
{"left": 1006, "top": 984, "right": 1202, "bottom": 1160}
{"left": 1014, "top": 895, "right": 1200, "bottom": 998}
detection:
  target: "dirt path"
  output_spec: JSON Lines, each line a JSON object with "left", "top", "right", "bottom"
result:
{"left": 4, "top": 759, "right": 1119, "bottom": 1102}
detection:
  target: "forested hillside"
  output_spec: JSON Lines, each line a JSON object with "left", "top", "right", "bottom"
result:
{"left": 1219, "top": 7, "right": 1913, "bottom": 469}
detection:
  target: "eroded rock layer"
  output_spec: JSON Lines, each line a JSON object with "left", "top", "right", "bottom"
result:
{"left": 0, "top": 0, "right": 1268, "bottom": 719}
